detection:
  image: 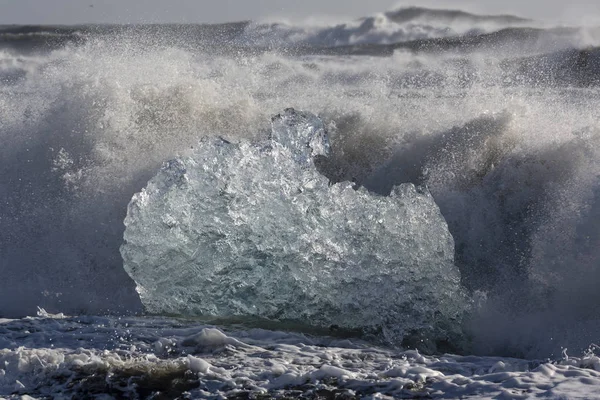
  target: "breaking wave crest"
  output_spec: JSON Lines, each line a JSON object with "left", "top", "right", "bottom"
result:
{"left": 242, "top": 6, "right": 532, "bottom": 48}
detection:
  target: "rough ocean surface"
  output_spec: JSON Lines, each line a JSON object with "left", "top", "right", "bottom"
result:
{"left": 2, "top": 4, "right": 600, "bottom": 399}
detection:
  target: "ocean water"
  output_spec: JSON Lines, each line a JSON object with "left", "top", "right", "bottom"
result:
{"left": 2, "top": 6, "right": 600, "bottom": 398}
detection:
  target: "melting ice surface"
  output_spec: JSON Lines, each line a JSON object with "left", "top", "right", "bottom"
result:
{"left": 121, "top": 109, "right": 467, "bottom": 350}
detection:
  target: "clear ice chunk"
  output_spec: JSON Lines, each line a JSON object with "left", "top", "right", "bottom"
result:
{"left": 121, "top": 109, "right": 467, "bottom": 347}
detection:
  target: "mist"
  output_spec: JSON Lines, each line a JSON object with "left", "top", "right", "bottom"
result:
{"left": 0, "top": 0, "right": 598, "bottom": 25}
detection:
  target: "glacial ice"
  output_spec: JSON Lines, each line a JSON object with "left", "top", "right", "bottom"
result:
{"left": 121, "top": 109, "right": 467, "bottom": 347}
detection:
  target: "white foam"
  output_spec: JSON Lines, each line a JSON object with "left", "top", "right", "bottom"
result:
{"left": 1, "top": 315, "right": 600, "bottom": 399}
{"left": 187, "top": 355, "right": 212, "bottom": 374}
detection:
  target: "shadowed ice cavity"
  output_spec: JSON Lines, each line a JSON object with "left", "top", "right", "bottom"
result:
{"left": 121, "top": 109, "right": 468, "bottom": 353}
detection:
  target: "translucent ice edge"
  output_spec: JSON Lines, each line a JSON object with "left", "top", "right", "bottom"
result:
{"left": 121, "top": 109, "right": 468, "bottom": 351}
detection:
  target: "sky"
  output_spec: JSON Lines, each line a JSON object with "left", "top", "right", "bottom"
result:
{"left": 0, "top": 0, "right": 598, "bottom": 25}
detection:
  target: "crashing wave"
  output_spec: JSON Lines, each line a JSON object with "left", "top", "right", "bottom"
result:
{"left": 240, "top": 6, "right": 532, "bottom": 48}
{"left": 385, "top": 7, "right": 530, "bottom": 25}
{"left": 121, "top": 109, "right": 468, "bottom": 350}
